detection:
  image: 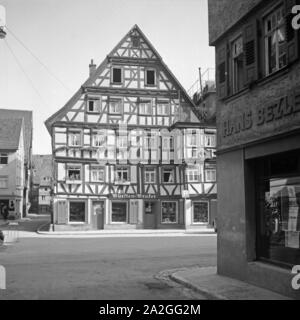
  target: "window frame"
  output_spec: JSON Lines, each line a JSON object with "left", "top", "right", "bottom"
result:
{"left": 66, "top": 164, "right": 82, "bottom": 183}
{"left": 0, "top": 176, "right": 8, "bottom": 189}
{"left": 109, "top": 98, "right": 123, "bottom": 115}
{"left": 192, "top": 201, "right": 209, "bottom": 225}
{"left": 186, "top": 167, "right": 201, "bottom": 183}
{"left": 145, "top": 68, "right": 156, "bottom": 86}
{"left": 68, "top": 130, "right": 82, "bottom": 147}
{"left": 111, "top": 67, "right": 123, "bottom": 84}
{"left": 205, "top": 169, "right": 217, "bottom": 182}
{"left": 263, "top": 4, "right": 287, "bottom": 76}
{"left": 0, "top": 153, "right": 8, "bottom": 165}
{"left": 69, "top": 200, "right": 86, "bottom": 224}
{"left": 144, "top": 167, "right": 156, "bottom": 184}
{"left": 157, "top": 102, "right": 170, "bottom": 116}
{"left": 162, "top": 167, "right": 175, "bottom": 184}
{"left": 111, "top": 201, "right": 128, "bottom": 224}
{"left": 115, "top": 166, "right": 130, "bottom": 184}
{"left": 161, "top": 201, "right": 178, "bottom": 224}
{"left": 139, "top": 100, "right": 152, "bottom": 115}
{"left": 231, "top": 35, "right": 244, "bottom": 94}
{"left": 205, "top": 134, "right": 216, "bottom": 148}
{"left": 87, "top": 97, "right": 101, "bottom": 114}
{"left": 90, "top": 166, "right": 105, "bottom": 182}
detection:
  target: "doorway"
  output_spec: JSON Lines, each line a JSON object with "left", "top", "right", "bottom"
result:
{"left": 92, "top": 201, "right": 105, "bottom": 229}
{"left": 0, "top": 200, "right": 9, "bottom": 220}
{"left": 144, "top": 201, "right": 157, "bottom": 229}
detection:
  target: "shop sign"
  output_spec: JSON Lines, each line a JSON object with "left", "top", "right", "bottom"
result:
{"left": 110, "top": 193, "right": 157, "bottom": 199}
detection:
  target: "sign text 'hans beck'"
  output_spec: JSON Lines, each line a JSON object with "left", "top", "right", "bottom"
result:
{"left": 222, "top": 88, "right": 300, "bottom": 139}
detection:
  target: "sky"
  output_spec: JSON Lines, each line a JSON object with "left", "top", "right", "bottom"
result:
{"left": 0, "top": 0, "right": 215, "bottom": 155}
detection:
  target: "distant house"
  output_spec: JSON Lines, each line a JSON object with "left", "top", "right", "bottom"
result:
{"left": 0, "top": 109, "right": 33, "bottom": 217}
{"left": 0, "top": 118, "right": 25, "bottom": 219}
{"left": 30, "top": 155, "right": 53, "bottom": 214}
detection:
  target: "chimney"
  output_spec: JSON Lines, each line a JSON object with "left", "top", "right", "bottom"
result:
{"left": 89, "top": 59, "right": 96, "bottom": 76}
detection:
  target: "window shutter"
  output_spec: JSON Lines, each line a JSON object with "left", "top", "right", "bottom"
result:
{"left": 285, "top": 0, "right": 300, "bottom": 64}
{"left": 95, "top": 99, "right": 101, "bottom": 112}
{"left": 110, "top": 166, "right": 115, "bottom": 183}
{"left": 243, "top": 20, "right": 258, "bottom": 85}
{"left": 216, "top": 42, "right": 229, "bottom": 99}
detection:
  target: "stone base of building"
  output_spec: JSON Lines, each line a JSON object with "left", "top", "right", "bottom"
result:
{"left": 52, "top": 195, "right": 216, "bottom": 231}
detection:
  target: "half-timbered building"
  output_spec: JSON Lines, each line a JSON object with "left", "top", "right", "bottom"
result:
{"left": 45, "top": 25, "right": 216, "bottom": 231}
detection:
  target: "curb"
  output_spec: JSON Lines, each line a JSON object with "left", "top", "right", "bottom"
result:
{"left": 169, "top": 271, "right": 228, "bottom": 300}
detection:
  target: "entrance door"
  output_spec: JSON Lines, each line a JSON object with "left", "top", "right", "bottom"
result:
{"left": 144, "top": 201, "right": 156, "bottom": 229}
{"left": 92, "top": 201, "right": 105, "bottom": 230}
{"left": 0, "top": 200, "right": 9, "bottom": 220}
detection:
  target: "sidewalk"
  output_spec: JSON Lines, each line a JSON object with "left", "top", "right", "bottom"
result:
{"left": 169, "top": 266, "right": 291, "bottom": 300}
{"left": 37, "top": 223, "right": 216, "bottom": 236}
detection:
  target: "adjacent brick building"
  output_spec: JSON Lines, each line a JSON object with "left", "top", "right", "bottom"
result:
{"left": 208, "top": 0, "right": 300, "bottom": 298}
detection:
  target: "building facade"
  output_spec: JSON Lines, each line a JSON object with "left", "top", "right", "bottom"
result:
{"left": 45, "top": 25, "right": 217, "bottom": 231}
{"left": 208, "top": 0, "right": 300, "bottom": 298}
{"left": 0, "top": 109, "right": 33, "bottom": 217}
{"left": 0, "top": 118, "right": 25, "bottom": 219}
{"left": 30, "top": 155, "right": 53, "bottom": 214}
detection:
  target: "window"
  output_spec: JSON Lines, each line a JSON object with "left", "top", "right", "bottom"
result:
{"left": 67, "top": 165, "right": 81, "bottom": 181}
{"left": 161, "top": 202, "right": 177, "bottom": 224}
{"left": 41, "top": 196, "right": 46, "bottom": 201}
{"left": 256, "top": 151, "right": 300, "bottom": 266}
{"left": 93, "top": 133, "right": 106, "bottom": 147}
{"left": 0, "top": 176, "right": 8, "bottom": 188}
{"left": 117, "top": 135, "right": 128, "bottom": 148}
{"left": 162, "top": 137, "right": 174, "bottom": 149}
{"left": 0, "top": 153, "right": 8, "bottom": 165}
{"left": 91, "top": 167, "right": 105, "bottom": 182}
{"left": 131, "top": 35, "right": 140, "bottom": 48}
{"left": 205, "top": 134, "right": 216, "bottom": 147}
{"left": 205, "top": 169, "right": 216, "bottom": 182}
{"left": 231, "top": 36, "right": 244, "bottom": 93}
{"left": 87, "top": 98, "right": 100, "bottom": 113}
{"left": 264, "top": 6, "right": 287, "bottom": 75}
{"left": 162, "top": 168, "right": 175, "bottom": 183}
{"left": 112, "top": 202, "right": 127, "bottom": 223}
{"left": 145, "top": 168, "right": 156, "bottom": 184}
{"left": 109, "top": 99, "right": 122, "bottom": 114}
{"left": 193, "top": 202, "right": 209, "bottom": 224}
{"left": 187, "top": 130, "right": 197, "bottom": 147}
{"left": 68, "top": 131, "right": 82, "bottom": 147}
{"left": 115, "top": 167, "right": 129, "bottom": 184}
{"left": 112, "top": 67, "right": 122, "bottom": 84}
{"left": 144, "top": 135, "right": 157, "bottom": 150}
{"left": 139, "top": 101, "right": 152, "bottom": 115}
{"left": 145, "top": 69, "right": 156, "bottom": 86}
{"left": 69, "top": 201, "right": 85, "bottom": 223}
{"left": 157, "top": 103, "right": 169, "bottom": 115}
{"left": 186, "top": 168, "right": 200, "bottom": 183}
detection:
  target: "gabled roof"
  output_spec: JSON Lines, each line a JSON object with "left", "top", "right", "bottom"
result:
{"left": 0, "top": 109, "right": 33, "bottom": 163}
{"left": 45, "top": 24, "right": 200, "bottom": 132}
{"left": 0, "top": 118, "right": 23, "bottom": 150}
{"left": 32, "top": 154, "right": 53, "bottom": 185}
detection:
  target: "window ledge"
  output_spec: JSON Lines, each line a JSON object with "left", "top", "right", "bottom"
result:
{"left": 66, "top": 180, "right": 82, "bottom": 184}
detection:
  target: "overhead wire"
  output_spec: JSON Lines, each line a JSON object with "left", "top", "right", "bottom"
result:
{"left": 4, "top": 38, "right": 50, "bottom": 108}
{"left": 5, "top": 26, "right": 72, "bottom": 93}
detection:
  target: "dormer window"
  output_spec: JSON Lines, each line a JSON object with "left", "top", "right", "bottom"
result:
{"left": 145, "top": 69, "right": 156, "bottom": 86}
{"left": 111, "top": 67, "right": 122, "bottom": 84}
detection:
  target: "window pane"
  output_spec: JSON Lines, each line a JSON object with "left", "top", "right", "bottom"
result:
{"left": 193, "top": 202, "right": 209, "bottom": 223}
{"left": 146, "top": 70, "right": 155, "bottom": 85}
{"left": 257, "top": 152, "right": 300, "bottom": 266}
{"left": 69, "top": 202, "right": 85, "bottom": 222}
{"left": 113, "top": 68, "right": 122, "bottom": 83}
{"left": 162, "top": 202, "right": 177, "bottom": 223}
{"left": 112, "top": 202, "right": 127, "bottom": 222}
